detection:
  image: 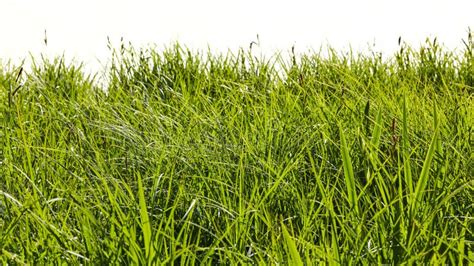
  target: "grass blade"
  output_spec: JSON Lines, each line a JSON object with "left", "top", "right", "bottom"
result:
{"left": 410, "top": 103, "right": 439, "bottom": 216}
{"left": 339, "top": 126, "right": 359, "bottom": 216}
{"left": 402, "top": 95, "right": 414, "bottom": 201}
{"left": 137, "top": 172, "right": 155, "bottom": 263}
{"left": 281, "top": 221, "right": 303, "bottom": 266}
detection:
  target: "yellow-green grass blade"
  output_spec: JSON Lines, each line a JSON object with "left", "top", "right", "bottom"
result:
{"left": 339, "top": 126, "right": 359, "bottom": 216}
{"left": 410, "top": 104, "right": 439, "bottom": 217}
{"left": 137, "top": 172, "right": 156, "bottom": 263}
{"left": 402, "top": 95, "right": 413, "bottom": 201}
{"left": 281, "top": 221, "right": 303, "bottom": 266}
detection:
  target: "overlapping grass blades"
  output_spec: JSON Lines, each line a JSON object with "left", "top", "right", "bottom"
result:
{"left": 1, "top": 35, "right": 473, "bottom": 264}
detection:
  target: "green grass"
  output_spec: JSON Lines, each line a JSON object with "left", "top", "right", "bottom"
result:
{"left": 1, "top": 35, "right": 473, "bottom": 264}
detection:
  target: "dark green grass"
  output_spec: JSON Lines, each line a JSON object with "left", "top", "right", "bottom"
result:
{"left": 1, "top": 35, "right": 473, "bottom": 264}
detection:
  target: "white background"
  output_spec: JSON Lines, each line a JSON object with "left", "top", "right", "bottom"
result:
{"left": 1, "top": 0, "right": 473, "bottom": 73}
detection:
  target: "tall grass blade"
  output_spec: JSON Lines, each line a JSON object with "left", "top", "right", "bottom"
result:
{"left": 402, "top": 95, "right": 413, "bottom": 200}
{"left": 281, "top": 222, "right": 303, "bottom": 266}
{"left": 410, "top": 103, "right": 439, "bottom": 216}
{"left": 137, "top": 172, "right": 156, "bottom": 263}
{"left": 339, "top": 126, "right": 359, "bottom": 216}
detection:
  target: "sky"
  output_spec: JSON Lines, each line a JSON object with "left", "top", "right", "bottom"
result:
{"left": 1, "top": 0, "right": 473, "bottom": 73}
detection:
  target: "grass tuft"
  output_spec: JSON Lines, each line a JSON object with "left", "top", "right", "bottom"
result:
{"left": 1, "top": 35, "right": 473, "bottom": 264}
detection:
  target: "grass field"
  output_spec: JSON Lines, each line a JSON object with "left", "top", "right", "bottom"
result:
{"left": 1, "top": 35, "right": 473, "bottom": 264}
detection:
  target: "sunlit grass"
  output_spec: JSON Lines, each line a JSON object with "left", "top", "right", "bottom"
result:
{"left": 1, "top": 34, "right": 473, "bottom": 264}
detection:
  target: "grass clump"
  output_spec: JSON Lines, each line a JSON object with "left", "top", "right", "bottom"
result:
{"left": 1, "top": 35, "right": 473, "bottom": 264}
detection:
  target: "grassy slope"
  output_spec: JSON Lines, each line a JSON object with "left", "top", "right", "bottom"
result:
{"left": 1, "top": 37, "right": 473, "bottom": 264}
